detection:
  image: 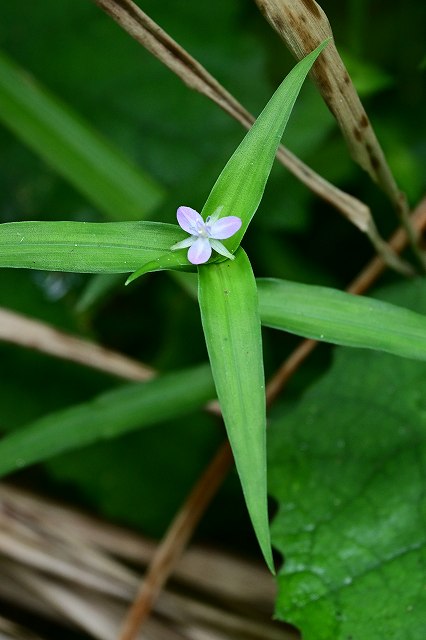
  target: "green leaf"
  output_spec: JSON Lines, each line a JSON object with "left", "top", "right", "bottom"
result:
{"left": 200, "top": 40, "right": 329, "bottom": 254}
{"left": 126, "top": 40, "right": 329, "bottom": 281}
{"left": 125, "top": 251, "right": 196, "bottom": 285}
{"left": 268, "top": 278, "right": 426, "bottom": 639}
{"left": 0, "top": 49, "right": 165, "bottom": 220}
{"left": 257, "top": 277, "right": 426, "bottom": 361}
{"left": 0, "top": 363, "right": 215, "bottom": 477}
{"left": 0, "top": 220, "right": 184, "bottom": 273}
{"left": 198, "top": 248, "right": 273, "bottom": 571}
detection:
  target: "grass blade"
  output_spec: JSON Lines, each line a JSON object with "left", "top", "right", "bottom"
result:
{"left": 0, "top": 364, "right": 215, "bottom": 477}
{"left": 0, "top": 50, "right": 165, "bottom": 220}
{"left": 126, "top": 41, "right": 329, "bottom": 280}
{"left": 0, "top": 220, "right": 183, "bottom": 273}
{"left": 258, "top": 278, "right": 426, "bottom": 360}
{"left": 198, "top": 249, "right": 273, "bottom": 571}
{"left": 200, "top": 40, "right": 329, "bottom": 255}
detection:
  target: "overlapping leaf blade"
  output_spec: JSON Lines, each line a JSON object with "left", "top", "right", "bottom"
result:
{"left": 198, "top": 248, "right": 273, "bottom": 571}
{"left": 0, "top": 364, "right": 215, "bottom": 477}
{"left": 257, "top": 277, "right": 426, "bottom": 361}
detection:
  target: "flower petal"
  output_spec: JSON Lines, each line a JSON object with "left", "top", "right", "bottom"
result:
{"left": 188, "top": 237, "right": 212, "bottom": 264}
{"left": 177, "top": 206, "right": 203, "bottom": 234}
{"left": 210, "top": 239, "right": 235, "bottom": 260}
{"left": 209, "top": 216, "right": 242, "bottom": 239}
{"left": 171, "top": 236, "right": 195, "bottom": 251}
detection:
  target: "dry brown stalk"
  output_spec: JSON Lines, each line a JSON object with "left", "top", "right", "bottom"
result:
{"left": 0, "top": 307, "right": 155, "bottom": 382}
{"left": 121, "top": 195, "right": 426, "bottom": 639}
{"left": 0, "top": 485, "right": 289, "bottom": 640}
{"left": 89, "top": 0, "right": 414, "bottom": 275}
{"left": 0, "top": 485, "right": 276, "bottom": 609}
{"left": 254, "top": 0, "right": 426, "bottom": 269}
{"left": 0, "top": 615, "right": 45, "bottom": 640}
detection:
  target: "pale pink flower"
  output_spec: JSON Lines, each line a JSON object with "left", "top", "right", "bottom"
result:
{"left": 171, "top": 206, "right": 242, "bottom": 265}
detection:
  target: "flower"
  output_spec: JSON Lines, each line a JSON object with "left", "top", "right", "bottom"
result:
{"left": 170, "top": 206, "right": 242, "bottom": 265}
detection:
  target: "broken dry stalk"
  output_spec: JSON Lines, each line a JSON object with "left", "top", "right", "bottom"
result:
{"left": 255, "top": 0, "right": 426, "bottom": 270}
{"left": 0, "top": 307, "right": 155, "bottom": 382}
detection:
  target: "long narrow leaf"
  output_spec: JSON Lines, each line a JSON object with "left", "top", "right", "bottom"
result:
{"left": 0, "top": 220, "right": 186, "bottom": 273}
{"left": 198, "top": 248, "right": 273, "bottom": 571}
{"left": 258, "top": 278, "right": 426, "bottom": 360}
{"left": 200, "top": 41, "right": 329, "bottom": 254}
{"left": 0, "top": 364, "right": 215, "bottom": 477}
{"left": 0, "top": 50, "right": 165, "bottom": 220}
{"left": 126, "top": 41, "right": 329, "bottom": 281}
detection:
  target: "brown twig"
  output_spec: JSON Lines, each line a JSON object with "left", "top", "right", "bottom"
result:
{"left": 346, "top": 197, "right": 426, "bottom": 293}
{"left": 255, "top": 0, "right": 426, "bottom": 270}
{"left": 0, "top": 307, "right": 155, "bottom": 382}
{"left": 120, "top": 196, "right": 426, "bottom": 639}
{"left": 88, "top": 0, "right": 415, "bottom": 276}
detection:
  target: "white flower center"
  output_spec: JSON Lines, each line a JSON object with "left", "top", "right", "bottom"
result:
{"left": 195, "top": 220, "right": 210, "bottom": 237}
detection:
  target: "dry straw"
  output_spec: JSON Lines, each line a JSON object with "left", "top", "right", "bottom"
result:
{"left": 0, "top": 485, "right": 289, "bottom": 640}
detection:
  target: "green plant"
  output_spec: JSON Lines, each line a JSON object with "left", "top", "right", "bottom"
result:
{"left": 1, "top": 2, "right": 425, "bottom": 638}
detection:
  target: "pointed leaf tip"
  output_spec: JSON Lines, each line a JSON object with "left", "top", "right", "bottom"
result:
{"left": 198, "top": 248, "right": 273, "bottom": 569}
{"left": 199, "top": 39, "right": 331, "bottom": 256}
